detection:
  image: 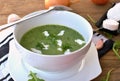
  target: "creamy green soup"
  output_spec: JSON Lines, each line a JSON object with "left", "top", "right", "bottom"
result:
{"left": 20, "top": 24, "right": 86, "bottom": 55}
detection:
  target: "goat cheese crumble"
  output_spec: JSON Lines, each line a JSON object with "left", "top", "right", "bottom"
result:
{"left": 43, "top": 31, "right": 49, "bottom": 37}
{"left": 56, "top": 40, "right": 62, "bottom": 47}
{"left": 41, "top": 42, "right": 49, "bottom": 50}
{"left": 75, "top": 39, "right": 85, "bottom": 45}
{"left": 57, "top": 48, "right": 62, "bottom": 51}
{"left": 31, "top": 48, "right": 42, "bottom": 54}
{"left": 57, "top": 30, "right": 65, "bottom": 36}
{"left": 64, "top": 49, "right": 71, "bottom": 55}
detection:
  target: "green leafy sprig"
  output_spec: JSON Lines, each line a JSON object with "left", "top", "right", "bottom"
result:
{"left": 62, "top": 43, "right": 72, "bottom": 52}
{"left": 36, "top": 42, "right": 44, "bottom": 50}
{"left": 112, "top": 40, "right": 120, "bottom": 60}
{"left": 101, "top": 69, "right": 114, "bottom": 81}
{"left": 28, "top": 71, "right": 45, "bottom": 81}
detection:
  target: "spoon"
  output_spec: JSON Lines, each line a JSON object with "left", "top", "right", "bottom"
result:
{"left": 0, "top": 5, "right": 72, "bottom": 31}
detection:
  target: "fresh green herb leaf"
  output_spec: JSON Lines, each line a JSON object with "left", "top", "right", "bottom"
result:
{"left": 48, "top": 34, "right": 58, "bottom": 45}
{"left": 112, "top": 40, "right": 120, "bottom": 60}
{"left": 62, "top": 43, "right": 71, "bottom": 52}
{"left": 36, "top": 42, "right": 44, "bottom": 50}
{"left": 28, "top": 71, "right": 45, "bottom": 81}
{"left": 101, "top": 69, "right": 114, "bottom": 81}
{"left": 87, "top": 14, "right": 96, "bottom": 24}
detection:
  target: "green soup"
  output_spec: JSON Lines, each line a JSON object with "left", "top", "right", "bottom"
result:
{"left": 20, "top": 24, "right": 86, "bottom": 55}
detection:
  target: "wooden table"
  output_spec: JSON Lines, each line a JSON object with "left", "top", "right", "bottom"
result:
{"left": 0, "top": 0, "right": 120, "bottom": 81}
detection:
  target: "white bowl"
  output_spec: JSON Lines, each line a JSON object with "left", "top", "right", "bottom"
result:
{"left": 13, "top": 10, "right": 93, "bottom": 77}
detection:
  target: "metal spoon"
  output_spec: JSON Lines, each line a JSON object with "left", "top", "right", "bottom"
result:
{"left": 0, "top": 5, "right": 72, "bottom": 31}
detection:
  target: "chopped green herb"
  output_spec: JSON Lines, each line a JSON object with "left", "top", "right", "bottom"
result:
{"left": 112, "top": 40, "right": 120, "bottom": 60}
{"left": 36, "top": 42, "right": 44, "bottom": 50}
{"left": 49, "top": 33, "right": 58, "bottom": 45}
{"left": 28, "top": 71, "right": 45, "bottom": 81}
{"left": 62, "top": 43, "right": 72, "bottom": 52}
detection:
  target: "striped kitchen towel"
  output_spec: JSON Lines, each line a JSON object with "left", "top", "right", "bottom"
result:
{"left": 0, "top": 27, "right": 14, "bottom": 81}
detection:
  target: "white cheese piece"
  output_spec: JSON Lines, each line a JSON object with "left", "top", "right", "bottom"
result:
{"left": 57, "top": 48, "right": 62, "bottom": 51}
{"left": 43, "top": 31, "right": 49, "bottom": 37}
{"left": 31, "top": 48, "right": 42, "bottom": 54}
{"left": 41, "top": 42, "right": 49, "bottom": 50}
{"left": 75, "top": 39, "right": 85, "bottom": 45}
{"left": 107, "top": 2, "right": 120, "bottom": 21}
{"left": 56, "top": 40, "right": 62, "bottom": 46}
{"left": 57, "top": 30, "right": 65, "bottom": 36}
{"left": 102, "top": 19, "right": 119, "bottom": 31}
{"left": 64, "top": 49, "right": 71, "bottom": 55}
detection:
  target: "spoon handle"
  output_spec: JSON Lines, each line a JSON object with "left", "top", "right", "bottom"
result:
{"left": 0, "top": 6, "right": 72, "bottom": 31}
{"left": 0, "top": 10, "right": 51, "bottom": 31}
{"left": 0, "top": 19, "right": 22, "bottom": 31}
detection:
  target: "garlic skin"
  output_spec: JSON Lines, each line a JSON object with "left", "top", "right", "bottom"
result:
{"left": 95, "top": 39, "right": 104, "bottom": 50}
{"left": 7, "top": 14, "right": 21, "bottom": 23}
{"left": 102, "top": 19, "right": 119, "bottom": 31}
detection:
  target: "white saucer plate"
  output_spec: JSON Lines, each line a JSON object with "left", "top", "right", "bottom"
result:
{"left": 8, "top": 40, "right": 102, "bottom": 81}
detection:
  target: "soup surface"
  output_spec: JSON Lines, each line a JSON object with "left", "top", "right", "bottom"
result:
{"left": 20, "top": 24, "right": 86, "bottom": 55}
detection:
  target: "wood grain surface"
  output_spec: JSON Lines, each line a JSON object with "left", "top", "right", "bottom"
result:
{"left": 0, "top": 0, "right": 120, "bottom": 81}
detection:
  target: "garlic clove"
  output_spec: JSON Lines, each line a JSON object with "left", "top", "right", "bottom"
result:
{"left": 102, "top": 19, "right": 119, "bottom": 31}
{"left": 7, "top": 14, "right": 21, "bottom": 23}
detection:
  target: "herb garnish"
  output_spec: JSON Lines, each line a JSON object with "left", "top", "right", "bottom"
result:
{"left": 62, "top": 43, "right": 72, "bottom": 52}
{"left": 101, "top": 69, "right": 114, "bottom": 81}
{"left": 100, "top": 41, "right": 120, "bottom": 81}
{"left": 28, "top": 71, "right": 45, "bottom": 81}
{"left": 36, "top": 42, "right": 44, "bottom": 50}
{"left": 112, "top": 40, "right": 120, "bottom": 60}
{"left": 49, "top": 33, "right": 58, "bottom": 45}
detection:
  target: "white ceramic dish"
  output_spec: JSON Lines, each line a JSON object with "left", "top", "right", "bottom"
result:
{"left": 8, "top": 40, "right": 102, "bottom": 81}
{"left": 13, "top": 10, "right": 93, "bottom": 73}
